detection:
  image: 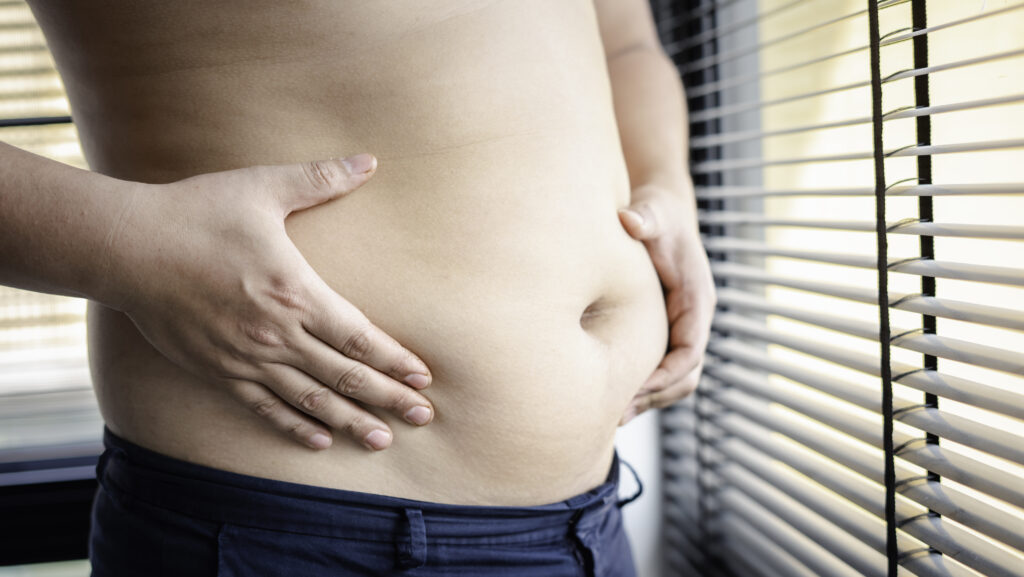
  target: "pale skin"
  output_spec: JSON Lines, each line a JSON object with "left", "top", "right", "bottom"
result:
{"left": 2, "top": 0, "right": 713, "bottom": 453}
{"left": 597, "top": 0, "right": 717, "bottom": 423}
{"left": 0, "top": 146, "right": 433, "bottom": 451}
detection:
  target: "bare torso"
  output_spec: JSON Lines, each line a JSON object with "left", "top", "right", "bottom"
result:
{"left": 30, "top": 0, "right": 668, "bottom": 506}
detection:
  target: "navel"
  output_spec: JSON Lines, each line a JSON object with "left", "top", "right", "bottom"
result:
{"left": 579, "top": 297, "right": 609, "bottom": 331}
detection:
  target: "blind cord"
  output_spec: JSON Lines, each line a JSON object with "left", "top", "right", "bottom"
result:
{"left": 912, "top": 0, "right": 941, "bottom": 452}
{"left": 868, "top": 1, "right": 899, "bottom": 575}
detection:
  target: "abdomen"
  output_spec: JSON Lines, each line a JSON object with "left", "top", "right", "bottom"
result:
{"left": 274, "top": 129, "right": 669, "bottom": 504}
{"left": 79, "top": 0, "right": 668, "bottom": 505}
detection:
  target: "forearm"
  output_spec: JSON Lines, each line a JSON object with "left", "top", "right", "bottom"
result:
{"left": 0, "top": 141, "right": 136, "bottom": 306}
{"left": 607, "top": 46, "right": 696, "bottom": 227}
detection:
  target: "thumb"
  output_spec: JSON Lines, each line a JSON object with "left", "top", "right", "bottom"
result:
{"left": 278, "top": 153, "right": 378, "bottom": 213}
{"left": 617, "top": 202, "right": 660, "bottom": 241}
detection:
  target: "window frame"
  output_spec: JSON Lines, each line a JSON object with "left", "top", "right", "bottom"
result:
{"left": 657, "top": 1, "right": 1024, "bottom": 576}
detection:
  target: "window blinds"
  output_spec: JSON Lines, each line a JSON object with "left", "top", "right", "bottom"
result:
{"left": 655, "top": 1, "right": 1024, "bottom": 576}
{"left": 0, "top": 0, "right": 100, "bottom": 486}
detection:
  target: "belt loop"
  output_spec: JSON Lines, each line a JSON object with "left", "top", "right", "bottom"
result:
{"left": 616, "top": 458, "right": 643, "bottom": 508}
{"left": 96, "top": 449, "right": 113, "bottom": 480}
{"left": 95, "top": 443, "right": 126, "bottom": 485}
{"left": 396, "top": 508, "right": 427, "bottom": 569}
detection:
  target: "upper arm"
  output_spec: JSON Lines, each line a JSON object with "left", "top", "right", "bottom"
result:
{"left": 592, "top": 0, "right": 665, "bottom": 61}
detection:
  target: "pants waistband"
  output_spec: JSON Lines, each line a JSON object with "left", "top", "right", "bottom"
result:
{"left": 98, "top": 428, "right": 634, "bottom": 544}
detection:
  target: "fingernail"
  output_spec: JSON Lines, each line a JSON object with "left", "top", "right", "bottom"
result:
{"left": 342, "top": 153, "right": 376, "bottom": 175}
{"left": 404, "top": 405, "right": 433, "bottom": 426}
{"left": 618, "top": 208, "right": 645, "bottom": 229}
{"left": 404, "top": 373, "right": 430, "bottom": 389}
{"left": 308, "top": 433, "right": 332, "bottom": 449}
{"left": 364, "top": 429, "right": 392, "bottom": 450}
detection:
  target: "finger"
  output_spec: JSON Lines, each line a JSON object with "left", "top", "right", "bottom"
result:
{"left": 270, "top": 154, "right": 378, "bottom": 214}
{"left": 303, "top": 283, "right": 431, "bottom": 388}
{"left": 648, "top": 363, "right": 703, "bottom": 409}
{"left": 259, "top": 362, "right": 399, "bottom": 450}
{"left": 227, "top": 379, "right": 335, "bottom": 450}
{"left": 617, "top": 200, "right": 663, "bottom": 241}
{"left": 621, "top": 363, "right": 704, "bottom": 427}
{"left": 619, "top": 403, "right": 641, "bottom": 426}
{"left": 619, "top": 394, "right": 653, "bottom": 426}
{"left": 617, "top": 208, "right": 646, "bottom": 239}
{"left": 642, "top": 345, "right": 703, "bottom": 392}
{"left": 289, "top": 332, "right": 434, "bottom": 426}
{"left": 657, "top": 282, "right": 714, "bottom": 369}
{"left": 639, "top": 365, "right": 672, "bottom": 395}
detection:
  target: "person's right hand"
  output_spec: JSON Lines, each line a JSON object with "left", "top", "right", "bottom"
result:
{"left": 101, "top": 154, "right": 433, "bottom": 451}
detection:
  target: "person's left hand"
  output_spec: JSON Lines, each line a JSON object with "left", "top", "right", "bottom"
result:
{"left": 616, "top": 182, "right": 716, "bottom": 425}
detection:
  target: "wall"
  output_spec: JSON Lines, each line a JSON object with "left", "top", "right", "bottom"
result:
{"left": 617, "top": 410, "right": 664, "bottom": 577}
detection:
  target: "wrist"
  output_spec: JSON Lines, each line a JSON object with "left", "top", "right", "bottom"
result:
{"left": 632, "top": 170, "right": 693, "bottom": 199}
{"left": 88, "top": 179, "right": 158, "bottom": 312}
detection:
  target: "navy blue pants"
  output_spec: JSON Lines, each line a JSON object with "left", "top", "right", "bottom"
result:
{"left": 90, "top": 429, "right": 641, "bottom": 576}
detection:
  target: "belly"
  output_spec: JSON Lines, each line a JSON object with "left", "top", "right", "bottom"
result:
{"left": 284, "top": 132, "right": 670, "bottom": 502}
{"left": 73, "top": 0, "right": 669, "bottom": 505}
{"left": 88, "top": 135, "right": 668, "bottom": 505}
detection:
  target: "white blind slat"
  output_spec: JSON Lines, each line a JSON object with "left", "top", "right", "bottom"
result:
{"left": 711, "top": 261, "right": 1024, "bottom": 332}
{"left": 708, "top": 370, "right": 1024, "bottom": 507}
{"left": 704, "top": 237, "right": 1024, "bottom": 286}
{"left": 708, "top": 409, "right": 1024, "bottom": 577}
{"left": 708, "top": 338, "right": 1024, "bottom": 469}
{"left": 700, "top": 211, "right": 1024, "bottom": 239}
{"left": 711, "top": 312, "right": 1024, "bottom": 421}
{"left": 715, "top": 288, "right": 1024, "bottom": 376}
{"left": 695, "top": 183, "right": 1024, "bottom": 199}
